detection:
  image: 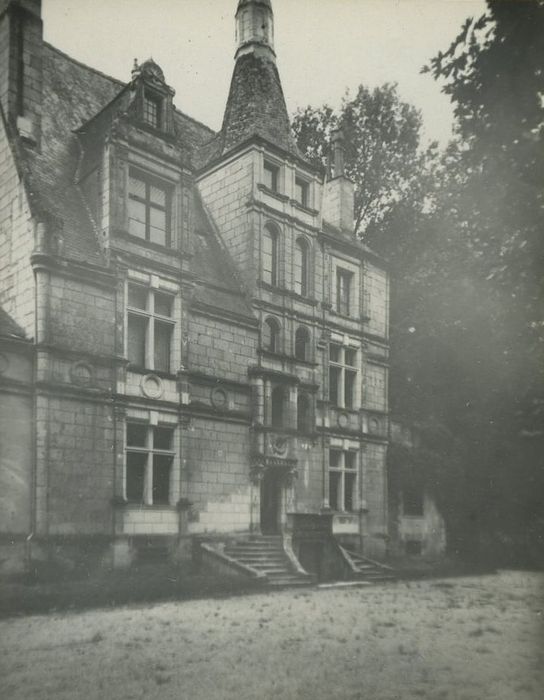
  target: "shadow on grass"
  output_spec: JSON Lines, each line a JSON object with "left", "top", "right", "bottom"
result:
{"left": 0, "top": 562, "right": 265, "bottom": 620}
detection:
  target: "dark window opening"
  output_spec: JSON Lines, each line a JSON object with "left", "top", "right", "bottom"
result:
{"left": 126, "top": 452, "right": 146, "bottom": 503}
{"left": 344, "top": 471, "right": 356, "bottom": 512}
{"left": 263, "top": 226, "right": 279, "bottom": 286}
{"left": 152, "top": 455, "right": 172, "bottom": 505}
{"left": 344, "top": 369, "right": 356, "bottom": 409}
{"left": 271, "top": 386, "right": 285, "bottom": 428}
{"left": 263, "top": 161, "right": 279, "bottom": 192}
{"left": 294, "top": 238, "right": 309, "bottom": 297}
{"left": 329, "top": 366, "right": 341, "bottom": 406}
{"left": 297, "top": 393, "right": 311, "bottom": 433}
{"left": 127, "top": 314, "right": 147, "bottom": 367}
{"left": 295, "top": 326, "right": 310, "bottom": 361}
{"left": 143, "top": 91, "right": 162, "bottom": 128}
{"left": 263, "top": 317, "right": 280, "bottom": 353}
{"left": 336, "top": 269, "right": 353, "bottom": 316}
{"left": 329, "top": 471, "right": 340, "bottom": 512}
{"left": 295, "top": 177, "right": 309, "bottom": 207}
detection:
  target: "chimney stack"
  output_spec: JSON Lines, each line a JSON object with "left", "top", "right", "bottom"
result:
{"left": 322, "top": 127, "right": 354, "bottom": 233}
{"left": 0, "top": 0, "right": 43, "bottom": 146}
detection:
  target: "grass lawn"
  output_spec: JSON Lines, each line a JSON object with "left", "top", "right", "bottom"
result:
{"left": 0, "top": 570, "right": 542, "bottom": 700}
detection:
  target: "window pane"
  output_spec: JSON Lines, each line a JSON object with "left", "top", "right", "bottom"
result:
{"left": 329, "top": 449, "right": 341, "bottom": 468}
{"left": 330, "top": 344, "right": 341, "bottom": 363}
{"left": 295, "top": 178, "right": 308, "bottom": 206}
{"left": 128, "top": 200, "right": 146, "bottom": 239}
{"left": 128, "top": 284, "right": 148, "bottom": 310}
{"left": 329, "top": 366, "right": 341, "bottom": 405}
{"left": 337, "top": 270, "right": 352, "bottom": 316}
{"left": 150, "top": 208, "right": 167, "bottom": 246}
{"left": 297, "top": 394, "right": 310, "bottom": 432}
{"left": 154, "top": 320, "right": 172, "bottom": 372}
{"left": 263, "top": 162, "right": 278, "bottom": 191}
{"left": 127, "top": 314, "right": 147, "bottom": 367}
{"left": 329, "top": 471, "right": 341, "bottom": 511}
{"left": 295, "top": 328, "right": 308, "bottom": 361}
{"left": 345, "top": 472, "right": 356, "bottom": 512}
{"left": 126, "top": 452, "right": 146, "bottom": 503}
{"left": 127, "top": 423, "right": 147, "bottom": 447}
{"left": 149, "top": 185, "right": 166, "bottom": 207}
{"left": 262, "top": 228, "right": 277, "bottom": 286}
{"left": 152, "top": 454, "right": 171, "bottom": 505}
{"left": 271, "top": 386, "right": 284, "bottom": 428}
{"left": 153, "top": 426, "right": 173, "bottom": 451}
{"left": 345, "top": 451, "right": 357, "bottom": 470}
{"left": 344, "top": 348, "right": 357, "bottom": 366}
{"left": 154, "top": 292, "right": 173, "bottom": 317}
{"left": 129, "top": 176, "right": 146, "bottom": 199}
{"left": 345, "top": 370, "right": 356, "bottom": 408}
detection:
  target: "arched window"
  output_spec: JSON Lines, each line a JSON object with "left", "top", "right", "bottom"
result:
{"left": 263, "top": 317, "right": 281, "bottom": 353}
{"left": 271, "top": 386, "right": 286, "bottom": 428}
{"left": 295, "top": 326, "right": 310, "bottom": 362}
{"left": 297, "top": 393, "right": 311, "bottom": 433}
{"left": 263, "top": 224, "right": 279, "bottom": 286}
{"left": 294, "top": 238, "right": 309, "bottom": 296}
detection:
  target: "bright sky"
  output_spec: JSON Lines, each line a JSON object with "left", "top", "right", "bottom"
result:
{"left": 42, "top": 0, "right": 487, "bottom": 146}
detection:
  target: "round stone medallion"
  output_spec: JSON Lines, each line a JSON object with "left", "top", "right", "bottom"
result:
{"left": 141, "top": 373, "right": 164, "bottom": 399}
{"left": 70, "top": 361, "right": 93, "bottom": 386}
{"left": 210, "top": 386, "right": 228, "bottom": 410}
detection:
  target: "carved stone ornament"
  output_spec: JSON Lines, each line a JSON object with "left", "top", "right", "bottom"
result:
{"left": 337, "top": 412, "right": 349, "bottom": 429}
{"left": 141, "top": 373, "right": 164, "bottom": 399}
{"left": 210, "top": 386, "right": 228, "bottom": 410}
{"left": 250, "top": 456, "right": 266, "bottom": 485}
{"left": 284, "top": 467, "right": 299, "bottom": 488}
{"left": 270, "top": 435, "right": 288, "bottom": 456}
{"left": 70, "top": 361, "right": 93, "bottom": 386}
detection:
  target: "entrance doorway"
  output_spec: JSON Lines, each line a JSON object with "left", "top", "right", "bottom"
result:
{"left": 260, "top": 468, "right": 281, "bottom": 534}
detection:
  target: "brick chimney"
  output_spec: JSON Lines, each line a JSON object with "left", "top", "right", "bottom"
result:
{"left": 322, "top": 128, "right": 354, "bottom": 233}
{"left": 0, "top": 0, "right": 43, "bottom": 146}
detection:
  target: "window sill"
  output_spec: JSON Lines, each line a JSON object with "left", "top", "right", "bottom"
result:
{"left": 126, "top": 365, "right": 176, "bottom": 380}
{"left": 258, "top": 348, "right": 318, "bottom": 367}
{"left": 291, "top": 199, "right": 319, "bottom": 216}
{"left": 257, "top": 183, "right": 290, "bottom": 203}
{"left": 113, "top": 229, "right": 179, "bottom": 255}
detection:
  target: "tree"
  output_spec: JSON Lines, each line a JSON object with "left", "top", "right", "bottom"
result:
{"left": 292, "top": 84, "right": 431, "bottom": 238}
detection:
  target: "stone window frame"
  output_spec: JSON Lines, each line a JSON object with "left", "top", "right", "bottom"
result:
{"left": 294, "top": 325, "right": 311, "bottom": 362}
{"left": 262, "top": 222, "right": 281, "bottom": 287}
{"left": 125, "top": 279, "right": 177, "bottom": 375}
{"left": 263, "top": 159, "right": 281, "bottom": 193}
{"left": 329, "top": 338, "right": 361, "bottom": 410}
{"left": 127, "top": 167, "right": 173, "bottom": 248}
{"left": 142, "top": 88, "right": 163, "bottom": 129}
{"left": 328, "top": 448, "right": 358, "bottom": 513}
{"left": 294, "top": 174, "right": 310, "bottom": 208}
{"left": 294, "top": 236, "right": 311, "bottom": 297}
{"left": 331, "top": 257, "right": 360, "bottom": 318}
{"left": 262, "top": 315, "right": 282, "bottom": 354}
{"left": 124, "top": 421, "right": 176, "bottom": 506}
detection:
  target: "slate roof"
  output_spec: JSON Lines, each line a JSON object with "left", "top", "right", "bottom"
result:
{"left": 10, "top": 43, "right": 255, "bottom": 320}
{"left": 0, "top": 307, "right": 26, "bottom": 339}
{"left": 217, "top": 52, "right": 302, "bottom": 161}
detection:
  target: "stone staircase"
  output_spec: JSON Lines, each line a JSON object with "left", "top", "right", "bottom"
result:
{"left": 338, "top": 545, "right": 396, "bottom": 583}
{"left": 222, "top": 535, "right": 315, "bottom": 587}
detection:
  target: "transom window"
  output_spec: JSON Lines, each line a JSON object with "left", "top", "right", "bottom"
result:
{"left": 329, "top": 449, "right": 357, "bottom": 512}
{"left": 294, "top": 238, "right": 309, "bottom": 297}
{"left": 336, "top": 268, "right": 353, "bottom": 316}
{"left": 126, "top": 423, "right": 174, "bottom": 505}
{"left": 329, "top": 342, "right": 358, "bottom": 409}
{"left": 263, "top": 161, "right": 279, "bottom": 192}
{"left": 128, "top": 171, "right": 170, "bottom": 247}
{"left": 127, "top": 283, "right": 175, "bottom": 373}
{"left": 143, "top": 90, "right": 162, "bottom": 129}
{"left": 294, "top": 177, "right": 309, "bottom": 207}
{"left": 262, "top": 224, "right": 279, "bottom": 286}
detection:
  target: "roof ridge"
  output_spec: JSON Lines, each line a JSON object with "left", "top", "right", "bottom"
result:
{"left": 43, "top": 41, "right": 125, "bottom": 88}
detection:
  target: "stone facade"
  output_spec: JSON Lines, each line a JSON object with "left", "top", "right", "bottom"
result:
{"left": 0, "top": 0, "right": 393, "bottom": 574}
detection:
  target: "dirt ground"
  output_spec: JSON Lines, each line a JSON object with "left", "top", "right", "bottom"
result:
{"left": 0, "top": 570, "right": 542, "bottom": 700}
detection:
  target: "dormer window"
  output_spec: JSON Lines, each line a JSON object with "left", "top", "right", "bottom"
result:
{"left": 128, "top": 170, "right": 170, "bottom": 247}
{"left": 143, "top": 90, "right": 162, "bottom": 129}
{"left": 295, "top": 176, "right": 309, "bottom": 207}
{"left": 263, "top": 161, "right": 279, "bottom": 192}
